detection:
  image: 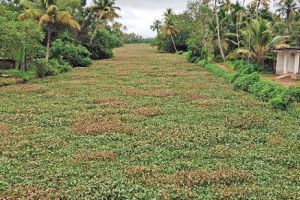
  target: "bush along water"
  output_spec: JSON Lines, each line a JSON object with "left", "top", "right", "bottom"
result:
{"left": 51, "top": 33, "right": 92, "bottom": 67}
{"left": 196, "top": 59, "right": 300, "bottom": 110}
{"left": 84, "top": 29, "right": 122, "bottom": 60}
{"left": 35, "top": 59, "right": 72, "bottom": 78}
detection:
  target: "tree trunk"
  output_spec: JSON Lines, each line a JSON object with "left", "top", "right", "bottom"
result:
{"left": 90, "top": 16, "right": 103, "bottom": 44}
{"left": 238, "top": 0, "right": 246, "bottom": 49}
{"left": 248, "top": 11, "right": 252, "bottom": 64}
{"left": 236, "top": 17, "right": 240, "bottom": 48}
{"left": 24, "top": 52, "right": 28, "bottom": 71}
{"left": 90, "top": 24, "right": 98, "bottom": 45}
{"left": 215, "top": 0, "right": 225, "bottom": 61}
{"left": 256, "top": 0, "right": 261, "bottom": 19}
{"left": 286, "top": 10, "right": 291, "bottom": 33}
{"left": 171, "top": 34, "right": 178, "bottom": 52}
{"left": 46, "top": 27, "right": 51, "bottom": 63}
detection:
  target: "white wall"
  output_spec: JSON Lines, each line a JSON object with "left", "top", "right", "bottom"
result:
{"left": 276, "top": 52, "right": 300, "bottom": 74}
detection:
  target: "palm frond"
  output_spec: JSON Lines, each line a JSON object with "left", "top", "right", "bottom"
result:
{"left": 226, "top": 48, "right": 253, "bottom": 59}
{"left": 268, "top": 35, "right": 290, "bottom": 48}
{"left": 18, "top": 9, "right": 42, "bottom": 20}
{"left": 46, "top": 5, "right": 59, "bottom": 16}
{"left": 56, "top": 11, "right": 81, "bottom": 30}
{"left": 39, "top": 14, "right": 51, "bottom": 26}
{"left": 19, "top": 0, "right": 37, "bottom": 9}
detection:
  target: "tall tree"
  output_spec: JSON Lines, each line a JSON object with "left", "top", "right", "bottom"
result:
{"left": 214, "top": 0, "right": 225, "bottom": 61}
{"left": 275, "top": 0, "right": 299, "bottom": 33}
{"left": 162, "top": 17, "right": 178, "bottom": 52}
{"left": 90, "top": 0, "right": 120, "bottom": 44}
{"left": 233, "top": 2, "right": 245, "bottom": 48}
{"left": 18, "top": 0, "right": 81, "bottom": 62}
{"left": 0, "top": 5, "right": 43, "bottom": 70}
{"left": 229, "top": 18, "right": 288, "bottom": 65}
{"left": 150, "top": 20, "right": 162, "bottom": 35}
{"left": 251, "top": 0, "right": 271, "bottom": 18}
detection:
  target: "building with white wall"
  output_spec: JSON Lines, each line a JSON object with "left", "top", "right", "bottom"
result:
{"left": 271, "top": 48, "right": 300, "bottom": 80}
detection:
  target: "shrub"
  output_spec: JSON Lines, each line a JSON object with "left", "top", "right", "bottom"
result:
{"left": 286, "top": 87, "right": 300, "bottom": 102}
{"left": 196, "top": 60, "right": 299, "bottom": 110}
{"left": 198, "top": 60, "right": 233, "bottom": 80}
{"left": 85, "top": 29, "right": 121, "bottom": 60}
{"left": 232, "top": 60, "right": 259, "bottom": 74}
{"left": 176, "top": 51, "right": 184, "bottom": 55}
{"left": 0, "top": 7, "right": 44, "bottom": 70}
{"left": 154, "top": 31, "right": 190, "bottom": 53}
{"left": 35, "top": 59, "right": 72, "bottom": 78}
{"left": 88, "top": 44, "right": 113, "bottom": 60}
{"left": 0, "top": 69, "right": 36, "bottom": 82}
{"left": 249, "top": 81, "right": 283, "bottom": 101}
{"left": 186, "top": 39, "right": 208, "bottom": 63}
{"left": 232, "top": 72, "right": 259, "bottom": 91}
{"left": 12, "top": 70, "right": 36, "bottom": 82}
{"left": 270, "top": 91, "right": 294, "bottom": 110}
{"left": 51, "top": 33, "right": 92, "bottom": 67}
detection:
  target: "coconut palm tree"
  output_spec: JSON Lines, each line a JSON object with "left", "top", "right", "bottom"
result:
{"left": 228, "top": 18, "right": 288, "bottom": 65}
{"left": 251, "top": 0, "right": 271, "bottom": 18}
{"left": 18, "top": 0, "right": 81, "bottom": 62}
{"left": 150, "top": 20, "right": 162, "bottom": 35}
{"left": 164, "top": 8, "right": 174, "bottom": 19}
{"left": 90, "top": 0, "right": 120, "bottom": 44}
{"left": 233, "top": 2, "right": 246, "bottom": 48}
{"left": 275, "top": 0, "right": 299, "bottom": 32}
{"left": 162, "top": 17, "right": 178, "bottom": 52}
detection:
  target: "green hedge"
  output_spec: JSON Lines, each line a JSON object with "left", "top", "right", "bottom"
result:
{"left": 197, "top": 60, "right": 300, "bottom": 110}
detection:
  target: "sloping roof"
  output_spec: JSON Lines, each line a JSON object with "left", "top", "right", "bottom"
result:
{"left": 271, "top": 47, "right": 300, "bottom": 53}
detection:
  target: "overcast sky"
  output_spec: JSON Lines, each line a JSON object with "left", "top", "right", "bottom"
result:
{"left": 88, "top": 0, "right": 271, "bottom": 38}
{"left": 115, "top": 0, "right": 188, "bottom": 38}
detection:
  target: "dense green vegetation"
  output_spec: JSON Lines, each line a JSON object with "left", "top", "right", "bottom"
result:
{"left": 152, "top": 0, "right": 300, "bottom": 64}
{"left": 0, "top": 0, "right": 128, "bottom": 84}
{"left": 1, "top": 44, "right": 299, "bottom": 199}
{"left": 197, "top": 59, "right": 300, "bottom": 109}
{"left": 152, "top": 0, "right": 300, "bottom": 110}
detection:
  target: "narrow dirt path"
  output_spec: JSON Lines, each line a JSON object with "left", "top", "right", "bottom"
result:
{"left": 0, "top": 44, "right": 299, "bottom": 199}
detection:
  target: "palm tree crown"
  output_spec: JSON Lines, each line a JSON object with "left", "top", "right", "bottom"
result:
{"left": 251, "top": 0, "right": 271, "bottom": 17}
{"left": 162, "top": 16, "right": 178, "bottom": 52}
{"left": 162, "top": 18, "right": 177, "bottom": 37}
{"left": 164, "top": 8, "right": 174, "bottom": 19}
{"left": 18, "top": 0, "right": 81, "bottom": 62}
{"left": 90, "top": 0, "right": 120, "bottom": 43}
{"left": 91, "top": 0, "right": 120, "bottom": 21}
{"left": 18, "top": 0, "right": 81, "bottom": 30}
{"left": 150, "top": 20, "right": 162, "bottom": 34}
{"left": 229, "top": 18, "right": 288, "bottom": 65}
{"left": 275, "top": 0, "right": 299, "bottom": 23}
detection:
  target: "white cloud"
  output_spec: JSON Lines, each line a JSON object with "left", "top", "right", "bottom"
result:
{"left": 88, "top": 0, "right": 276, "bottom": 38}
{"left": 117, "top": 1, "right": 187, "bottom": 37}
{"left": 88, "top": 0, "right": 188, "bottom": 37}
